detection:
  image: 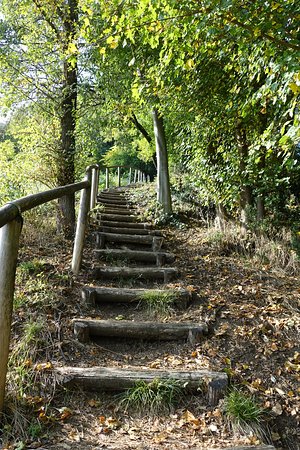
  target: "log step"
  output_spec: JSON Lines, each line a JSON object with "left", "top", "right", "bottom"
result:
{"left": 92, "top": 266, "right": 178, "bottom": 282}
{"left": 73, "top": 319, "right": 208, "bottom": 343}
{"left": 95, "top": 232, "right": 163, "bottom": 251}
{"left": 100, "top": 203, "right": 131, "bottom": 210}
{"left": 55, "top": 366, "right": 228, "bottom": 406}
{"left": 99, "top": 226, "right": 162, "bottom": 236}
{"left": 81, "top": 286, "right": 192, "bottom": 309}
{"left": 99, "top": 220, "right": 151, "bottom": 229}
{"left": 99, "top": 213, "right": 137, "bottom": 222}
{"left": 94, "top": 248, "right": 174, "bottom": 266}
{"left": 98, "top": 197, "right": 128, "bottom": 205}
{"left": 100, "top": 208, "right": 136, "bottom": 215}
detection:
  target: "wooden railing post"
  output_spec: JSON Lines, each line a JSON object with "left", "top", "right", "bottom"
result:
{"left": 134, "top": 170, "right": 137, "bottom": 183}
{"left": 128, "top": 167, "right": 132, "bottom": 184}
{"left": 0, "top": 213, "right": 23, "bottom": 412}
{"left": 117, "top": 166, "right": 121, "bottom": 187}
{"left": 105, "top": 168, "right": 109, "bottom": 189}
{"left": 71, "top": 168, "right": 92, "bottom": 275}
{"left": 90, "top": 165, "right": 99, "bottom": 209}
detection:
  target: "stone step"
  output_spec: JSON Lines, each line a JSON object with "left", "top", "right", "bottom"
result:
{"left": 95, "top": 232, "right": 163, "bottom": 251}
{"left": 94, "top": 248, "right": 174, "bottom": 266}
{"left": 98, "top": 220, "right": 151, "bottom": 229}
{"left": 73, "top": 319, "right": 208, "bottom": 343}
{"left": 92, "top": 266, "right": 178, "bottom": 282}
{"left": 98, "top": 226, "right": 162, "bottom": 236}
{"left": 81, "top": 286, "right": 192, "bottom": 308}
{"left": 55, "top": 366, "right": 228, "bottom": 406}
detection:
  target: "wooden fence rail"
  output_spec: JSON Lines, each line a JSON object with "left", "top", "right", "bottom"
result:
{"left": 0, "top": 164, "right": 101, "bottom": 413}
{"left": 0, "top": 163, "right": 148, "bottom": 412}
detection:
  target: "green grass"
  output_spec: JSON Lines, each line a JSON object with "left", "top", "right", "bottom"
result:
{"left": 119, "top": 378, "right": 183, "bottom": 414}
{"left": 138, "top": 290, "right": 177, "bottom": 317}
{"left": 223, "top": 388, "right": 265, "bottom": 429}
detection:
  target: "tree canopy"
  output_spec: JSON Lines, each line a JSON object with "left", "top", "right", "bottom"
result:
{"left": 0, "top": 0, "right": 299, "bottom": 226}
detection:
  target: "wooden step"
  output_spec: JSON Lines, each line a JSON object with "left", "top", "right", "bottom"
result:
{"left": 92, "top": 266, "right": 178, "bottom": 282}
{"left": 73, "top": 319, "right": 208, "bottom": 343}
{"left": 99, "top": 220, "right": 151, "bottom": 229}
{"left": 98, "top": 197, "right": 128, "bottom": 205}
{"left": 100, "top": 208, "right": 135, "bottom": 215}
{"left": 99, "top": 203, "right": 131, "bottom": 210}
{"left": 99, "top": 214, "right": 137, "bottom": 222}
{"left": 82, "top": 286, "right": 192, "bottom": 308}
{"left": 95, "top": 232, "right": 163, "bottom": 251}
{"left": 94, "top": 248, "right": 174, "bottom": 266}
{"left": 55, "top": 366, "right": 228, "bottom": 406}
{"left": 99, "top": 226, "right": 162, "bottom": 236}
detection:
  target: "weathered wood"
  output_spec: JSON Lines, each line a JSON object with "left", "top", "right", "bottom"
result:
{"left": 99, "top": 214, "right": 137, "bottom": 222}
{"left": 99, "top": 220, "right": 151, "bottom": 229}
{"left": 94, "top": 248, "right": 174, "bottom": 265}
{"left": 95, "top": 232, "right": 163, "bottom": 251}
{"left": 90, "top": 166, "right": 99, "bottom": 209}
{"left": 56, "top": 366, "right": 228, "bottom": 405}
{"left": 98, "top": 226, "right": 162, "bottom": 236}
{"left": 93, "top": 266, "right": 178, "bottom": 282}
{"left": 98, "top": 197, "right": 128, "bottom": 206}
{"left": 71, "top": 171, "right": 92, "bottom": 275}
{"left": 101, "top": 208, "right": 135, "bottom": 215}
{"left": 0, "top": 216, "right": 23, "bottom": 412}
{"left": 82, "top": 286, "right": 191, "bottom": 308}
{"left": 0, "top": 180, "right": 89, "bottom": 229}
{"left": 73, "top": 319, "right": 208, "bottom": 342}
{"left": 105, "top": 167, "right": 109, "bottom": 189}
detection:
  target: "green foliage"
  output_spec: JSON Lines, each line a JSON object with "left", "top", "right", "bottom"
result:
{"left": 139, "top": 290, "right": 176, "bottom": 317}
{"left": 223, "top": 388, "right": 265, "bottom": 429}
{"left": 119, "top": 378, "right": 183, "bottom": 414}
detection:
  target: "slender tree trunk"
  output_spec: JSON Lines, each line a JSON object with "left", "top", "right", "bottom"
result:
{"left": 152, "top": 108, "right": 172, "bottom": 214}
{"left": 57, "top": 0, "right": 78, "bottom": 238}
{"left": 236, "top": 124, "right": 253, "bottom": 226}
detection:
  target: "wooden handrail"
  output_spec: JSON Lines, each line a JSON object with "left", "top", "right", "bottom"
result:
{"left": 0, "top": 164, "right": 100, "bottom": 412}
{"left": 0, "top": 181, "right": 89, "bottom": 229}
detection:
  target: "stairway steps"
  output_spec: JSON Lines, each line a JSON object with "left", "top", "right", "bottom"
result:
{"left": 94, "top": 248, "right": 174, "bottom": 265}
{"left": 81, "top": 286, "right": 192, "bottom": 308}
{"left": 98, "top": 226, "right": 162, "bottom": 236}
{"left": 55, "top": 366, "right": 228, "bottom": 406}
{"left": 99, "top": 220, "right": 151, "bottom": 229}
{"left": 99, "top": 213, "right": 137, "bottom": 222}
{"left": 98, "top": 197, "right": 128, "bottom": 205}
{"left": 100, "top": 208, "right": 136, "bottom": 215}
{"left": 92, "top": 266, "right": 178, "bottom": 282}
{"left": 95, "top": 232, "right": 163, "bottom": 251}
{"left": 73, "top": 319, "right": 208, "bottom": 343}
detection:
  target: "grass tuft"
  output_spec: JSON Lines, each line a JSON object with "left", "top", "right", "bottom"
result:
{"left": 223, "top": 388, "right": 266, "bottom": 436}
{"left": 138, "top": 290, "right": 177, "bottom": 317}
{"left": 119, "top": 378, "right": 183, "bottom": 414}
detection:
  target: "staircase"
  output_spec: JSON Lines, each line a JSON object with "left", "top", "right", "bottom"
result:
{"left": 56, "top": 186, "right": 275, "bottom": 450}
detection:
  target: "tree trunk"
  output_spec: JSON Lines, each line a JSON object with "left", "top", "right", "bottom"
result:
{"left": 57, "top": 0, "right": 78, "bottom": 238}
{"left": 152, "top": 108, "right": 172, "bottom": 214}
{"left": 236, "top": 124, "right": 253, "bottom": 226}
